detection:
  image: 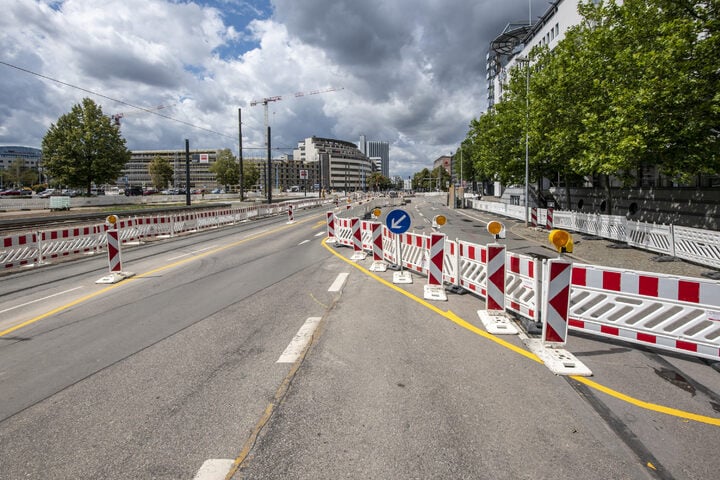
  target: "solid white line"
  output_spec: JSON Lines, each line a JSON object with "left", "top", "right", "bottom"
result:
{"left": 298, "top": 239, "right": 310, "bottom": 245}
{"left": 167, "top": 245, "right": 216, "bottom": 261}
{"left": 277, "top": 317, "right": 322, "bottom": 363}
{"left": 328, "top": 272, "right": 349, "bottom": 292}
{"left": 0, "top": 287, "right": 84, "bottom": 314}
{"left": 193, "top": 459, "right": 234, "bottom": 480}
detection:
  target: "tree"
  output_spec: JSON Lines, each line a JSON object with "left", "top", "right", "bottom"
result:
{"left": 368, "top": 172, "right": 393, "bottom": 191}
{"left": 148, "top": 156, "right": 174, "bottom": 190}
{"left": 240, "top": 161, "right": 260, "bottom": 190}
{"left": 41, "top": 98, "right": 131, "bottom": 195}
{"left": 209, "top": 149, "right": 239, "bottom": 188}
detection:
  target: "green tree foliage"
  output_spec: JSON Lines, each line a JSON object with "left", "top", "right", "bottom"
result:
{"left": 240, "top": 161, "right": 260, "bottom": 190}
{"left": 41, "top": 98, "right": 131, "bottom": 195}
{"left": 444, "top": 0, "right": 720, "bottom": 196}
{"left": 368, "top": 172, "right": 393, "bottom": 191}
{"left": 148, "top": 156, "right": 174, "bottom": 190}
{"left": 209, "top": 149, "right": 240, "bottom": 188}
{"left": 4, "top": 158, "right": 38, "bottom": 187}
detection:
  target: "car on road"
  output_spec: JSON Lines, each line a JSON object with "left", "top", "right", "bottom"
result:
{"left": 124, "top": 186, "right": 143, "bottom": 196}
{"left": 38, "top": 188, "right": 58, "bottom": 198}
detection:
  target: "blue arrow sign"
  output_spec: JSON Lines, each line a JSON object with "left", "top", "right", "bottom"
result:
{"left": 386, "top": 208, "right": 411, "bottom": 234}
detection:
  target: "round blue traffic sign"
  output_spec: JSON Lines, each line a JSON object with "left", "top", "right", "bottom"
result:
{"left": 386, "top": 209, "right": 411, "bottom": 234}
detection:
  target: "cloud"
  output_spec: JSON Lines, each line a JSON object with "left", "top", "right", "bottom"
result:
{"left": 0, "top": 0, "right": 549, "bottom": 179}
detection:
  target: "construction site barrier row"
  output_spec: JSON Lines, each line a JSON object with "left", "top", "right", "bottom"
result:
{"left": 329, "top": 213, "right": 720, "bottom": 362}
{"left": 468, "top": 198, "right": 720, "bottom": 270}
{"left": 1, "top": 199, "right": 329, "bottom": 271}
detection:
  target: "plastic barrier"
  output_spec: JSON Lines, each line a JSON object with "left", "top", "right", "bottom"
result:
{"left": 1, "top": 233, "right": 39, "bottom": 269}
{"left": 399, "top": 232, "right": 428, "bottom": 275}
{"left": 505, "top": 252, "right": 540, "bottom": 323}
{"left": 39, "top": 225, "right": 102, "bottom": 263}
{"left": 424, "top": 233, "right": 447, "bottom": 301}
{"left": 569, "top": 264, "right": 720, "bottom": 361}
{"left": 457, "top": 240, "right": 488, "bottom": 297}
{"left": 326, "top": 211, "right": 336, "bottom": 242}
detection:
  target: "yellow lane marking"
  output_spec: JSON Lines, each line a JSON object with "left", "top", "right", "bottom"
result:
{"left": 0, "top": 215, "right": 321, "bottom": 338}
{"left": 321, "top": 237, "right": 720, "bottom": 427}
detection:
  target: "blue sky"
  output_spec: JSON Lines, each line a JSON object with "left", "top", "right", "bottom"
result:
{"left": 1, "top": 0, "right": 549, "bottom": 179}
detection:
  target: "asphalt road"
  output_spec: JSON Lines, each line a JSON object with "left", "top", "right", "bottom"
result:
{"left": 0, "top": 197, "right": 718, "bottom": 479}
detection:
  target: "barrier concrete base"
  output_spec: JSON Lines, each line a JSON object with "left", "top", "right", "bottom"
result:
{"left": 477, "top": 310, "right": 519, "bottom": 335}
{"left": 393, "top": 271, "right": 413, "bottom": 284}
{"left": 524, "top": 338, "right": 592, "bottom": 376}
{"left": 351, "top": 251, "right": 367, "bottom": 261}
{"left": 424, "top": 284, "right": 447, "bottom": 301}
{"left": 325, "top": 238, "right": 337, "bottom": 243}
{"left": 369, "top": 261, "right": 387, "bottom": 272}
{"left": 96, "top": 271, "right": 135, "bottom": 284}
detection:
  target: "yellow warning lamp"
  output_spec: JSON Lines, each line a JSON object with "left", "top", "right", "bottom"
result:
{"left": 372, "top": 208, "right": 382, "bottom": 218}
{"left": 105, "top": 214, "right": 118, "bottom": 226}
{"left": 487, "top": 220, "right": 505, "bottom": 239}
{"left": 549, "top": 229, "right": 574, "bottom": 254}
{"left": 432, "top": 215, "right": 447, "bottom": 229}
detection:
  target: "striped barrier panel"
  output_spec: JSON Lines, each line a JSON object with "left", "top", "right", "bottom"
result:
{"left": 457, "top": 240, "right": 488, "bottom": 297}
{"left": 326, "top": 211, "right": 336, "bottom": 241}
{"left": 382, "top": 227, "right": 398, "bottom": 265}
{"left": 400, "top": 232, "right": 428, "bottom": 275}
{"left": 39, "top": 225, "right": 103, "bottom": 262}
{"left": 106, "top": 229, "right": 122, "bottom": 272}
{"left": 545, "top": 208, "right": 554, "bottom": 230}
{"left": 530, "top": 208, "right": 537, "bottom": 227}
{"left": 427, "top": 233, "right": 445, "bottom": 286}
{"left": 360, "top": 220, "right": 374, "bottom": 250}
{"left": 370, "top": 222, "right": 383, "bottom": 262}
{"left": 541, "top": 258, "right": 573, "bottom": 346}
{"left": 485, "top": 244, "right": 506, "bottom": 312}
{"left": 1, "top": 233, "right": 39, "bottom": 269}
{"left": 505, "top": 252, "right": 540, "bottom": 323}
{"left": 625, "top": 220, "right": 673, "bottom": 256}
{"left": 671, "top": 225, "right": 720, "bottom": 269}
{"left": 442, "top": 239, "right": 459, "bottom": 286}
{"left": 334, "top": 217, "right": 354, "bottom": 248}
{"left": 569, "top": 263, "right": 720, "bottom": 361}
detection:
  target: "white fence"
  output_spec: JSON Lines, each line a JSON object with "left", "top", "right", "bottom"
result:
{"left": 468, "top": 199, "right": 720, "bottom": 270}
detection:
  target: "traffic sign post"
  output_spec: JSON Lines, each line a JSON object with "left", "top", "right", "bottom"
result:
{"left": 386, "top": 209, "right": 412, "bottom": 284}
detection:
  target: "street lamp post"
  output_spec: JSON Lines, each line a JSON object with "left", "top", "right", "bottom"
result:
{"left": 517, "top": 56, "right": 531, "bottom": 227}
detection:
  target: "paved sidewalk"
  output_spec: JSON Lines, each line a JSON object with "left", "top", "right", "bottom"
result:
{"left": 508, "top": 219, "right": 715, "bottom": 280}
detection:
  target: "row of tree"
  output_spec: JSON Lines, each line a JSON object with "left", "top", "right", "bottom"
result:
{"left": 415, "top": 0, "right": 720, "bottom": 200}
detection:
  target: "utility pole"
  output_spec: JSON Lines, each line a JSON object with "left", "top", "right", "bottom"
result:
{"left": 267, "top": 126, "right": 272, "bottom": 205}
{"left": 238, "top": 108, "right": 244, "bottom": 201}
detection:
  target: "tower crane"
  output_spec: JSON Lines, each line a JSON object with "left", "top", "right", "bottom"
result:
{"left": 111, "top": 103, "right": 175, "bottom": 128}
{"left": 250, "top": 87, "right": 343, "bottom": 145}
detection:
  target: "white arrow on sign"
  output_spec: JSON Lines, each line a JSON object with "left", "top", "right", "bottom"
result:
{"left": 391, "top": 214, "right": 408, "bottom": 230}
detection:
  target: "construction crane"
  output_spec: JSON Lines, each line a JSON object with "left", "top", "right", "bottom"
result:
{"left": 111, "top": 104, "right": 174, "bottom": 128}
{"left": 250, "top": 87, "right": 343, "bottom": 145}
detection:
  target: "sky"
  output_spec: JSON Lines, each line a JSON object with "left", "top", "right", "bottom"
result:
{"left": 1, "top": 0, "right": 549, "bottom": 179}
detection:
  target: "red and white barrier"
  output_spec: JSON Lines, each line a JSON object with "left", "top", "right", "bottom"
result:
{"left": 477, "top": 243, "right": 519, "bottom": 334}
{"left": 541, "top": 258, "right": 572, "bottom": 346}
{"left": 424, "top": 233, "right": 447, "bottom": 301}
{"left": 368, "top": 222, "right": 386, "bottom": 271}
{"left": 531, "top": 207, "right": 538, "bottom": 227}
{"left": 569, "top": 264, "right": 720, "bottom": 361}
{"left": 485, "top": 244, "right": 506, "bottom": 312}
{"left": 350, "top": 217, "right": 366, "bottom": 260}
{"left": 106, "top": 229, "right": 123, "bottom": 273}
{"left": 1, "top": 233, "right": 39, "bottom": 269}
{"left": 326, "top": 211, "right": 336, "bottom": 243}
{"left": 287, "top": 204, "right": 295, "bottom": 224}
{"left": 546, "top": 208, "right": 554, "bottom": 230}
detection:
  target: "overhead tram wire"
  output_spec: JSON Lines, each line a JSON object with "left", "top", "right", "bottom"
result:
{"left": 0, "top": 60, "right": 235, "bottom": 140}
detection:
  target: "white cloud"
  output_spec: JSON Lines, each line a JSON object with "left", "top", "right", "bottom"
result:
{"left": 1, "top": 0, "right": 548, "bottom": 179}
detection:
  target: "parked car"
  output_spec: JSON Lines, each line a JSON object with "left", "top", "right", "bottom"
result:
{"left": 211, "top": 188, "right": 225, "bottom": 194}
{"left": 143, "top": 188, "right": 158, "bottom": 196}
{"left": 0, "top": 189, "right": 22, "bottom": 196}
{"left": 38, "top": 188, "right": 58, "bottom": 198}
{"left": 124, "top": 186, "right": 143, "bottom": 196}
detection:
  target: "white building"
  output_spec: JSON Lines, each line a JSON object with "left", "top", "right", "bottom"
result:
{"left": 293, "top": 136, "right": 372, "bottom": 191}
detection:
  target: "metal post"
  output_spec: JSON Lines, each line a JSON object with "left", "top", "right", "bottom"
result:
{"left": 267, "top": 126, "right": 272, "bottom": 205}
{"left": 185, "top": 139, "right": 191, "bottom": 206}
{"left": 238, "top": 108, "right": 244, "bottom": 202}
{"left": 524, "top": 60, "right": 530, "bottom": 227}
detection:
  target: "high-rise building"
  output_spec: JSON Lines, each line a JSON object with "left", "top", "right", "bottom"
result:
{"left": 366, "top": 141, "right": 390, "bottom": 178}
